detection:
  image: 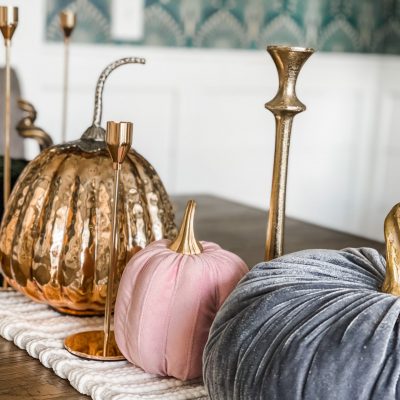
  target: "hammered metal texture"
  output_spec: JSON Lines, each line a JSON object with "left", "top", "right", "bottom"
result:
{"left": 0, "top": 141, "right": 177, "bottom": 315}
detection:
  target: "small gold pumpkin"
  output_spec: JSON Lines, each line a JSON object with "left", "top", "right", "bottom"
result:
{"left": 0, "top": 57, "right": 177, "bottom": 315}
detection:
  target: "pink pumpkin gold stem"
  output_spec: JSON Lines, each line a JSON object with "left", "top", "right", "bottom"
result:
{"left": 169, "top": 200, "right": 203, "bottom": 255}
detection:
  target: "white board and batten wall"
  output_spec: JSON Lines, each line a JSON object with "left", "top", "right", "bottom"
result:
{"left": 2, "top": 0, "right": 399, "bottom": 243}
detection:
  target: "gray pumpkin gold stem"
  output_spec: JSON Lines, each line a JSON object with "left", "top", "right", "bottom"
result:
{"left": 382, "top": 204, "right": 400, "bottom": 295}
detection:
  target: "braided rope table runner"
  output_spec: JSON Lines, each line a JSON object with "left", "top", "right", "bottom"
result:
{"left": 0, "top": 291, "right": 208, "bottom": 399}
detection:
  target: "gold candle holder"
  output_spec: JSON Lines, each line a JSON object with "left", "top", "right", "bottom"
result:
{"left": 0, "top": 6, "right": 18, "bottom": 290}
{"left": 59, "top": 10, "right": 76, "bottom": 143}
{"left": 264, "top": 45, "right": 314, "bottom": 261}
{"left": 64, "top": 121, "right": 133, "bottom": 361}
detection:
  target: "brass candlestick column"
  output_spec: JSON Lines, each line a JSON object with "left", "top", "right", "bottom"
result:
{"left": 64, "top": 121, "right": 132, "bottom": 361}
{"left": 0, "top": 6, "right": 18, "bottom": 290}
{"left": 103, "top": 120, "right": 132, "bottom": 357}
{"left": 264, "top": 45, "right": 314, "bottom": 261}
{"left": 59, "top": 10, "right": 76, "bottom": 143}
{"left": 0, "top": 6, "right": 17, "bottom": 208}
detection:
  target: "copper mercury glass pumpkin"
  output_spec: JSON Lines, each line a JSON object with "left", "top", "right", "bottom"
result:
{"left": 0, "top": 57, "right": 177, "bottom": 315}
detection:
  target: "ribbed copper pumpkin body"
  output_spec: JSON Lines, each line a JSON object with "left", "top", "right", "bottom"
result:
{"left": 0, "top": 140, "right": 176, "bottom": 315}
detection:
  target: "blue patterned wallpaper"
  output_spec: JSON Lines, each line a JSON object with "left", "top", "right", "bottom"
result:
{"left": 46, "top": 0, "right": 400, "bottom": 54}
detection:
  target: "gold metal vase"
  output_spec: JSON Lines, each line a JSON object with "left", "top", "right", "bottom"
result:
{"left": 264, "top": 45, "right": 314, "bottom": 261}
{"left": 0, "top": 57, "right": 177, "bottom": 315}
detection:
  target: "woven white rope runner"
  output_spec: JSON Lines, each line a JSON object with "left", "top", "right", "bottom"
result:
{"left": 0, "top": 291, "right": 208, "bottom": 399}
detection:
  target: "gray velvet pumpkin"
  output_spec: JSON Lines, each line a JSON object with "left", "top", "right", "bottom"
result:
{"left": 203, "top": 247, "right": 400, "bottom": 400}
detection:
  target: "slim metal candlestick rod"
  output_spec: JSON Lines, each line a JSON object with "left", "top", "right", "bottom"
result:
{"left": 3, "top": 38, "right": 9, "bottom": 203}
{"left": 0, "top": 6, "right": 18, "bottom": 289}
{"left": 103, "top": 121, "right": 132, "bottom": 356}
{"left": 264, "top": 45, "right": 314, "bottom": 261}
{"left": 103, "top": 167, "right": 119, "bottom": 354}
{"left": 0, "top": 6, "right": 17, "bottom": 207}
{"left": 59, "top": 10, "right": 76, "bottom": 143}
{"left": 62, "top": 36, "right": 69, "bottom": 142}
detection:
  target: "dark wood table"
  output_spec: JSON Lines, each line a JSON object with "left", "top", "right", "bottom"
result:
{"left": 0, "top": 195, "right": 384, "bottom": 399}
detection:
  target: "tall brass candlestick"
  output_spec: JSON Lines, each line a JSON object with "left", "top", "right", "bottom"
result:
{"left": 264, "top": 45, "right": 314, "bottom": 261}
{"left": 59, "top": 10, "right": 76, "bottom": 143}
{"left": 0, "top": 6, "right": 17, "bottom": 290}
{"left": 103, "top": 120, "right": 132, "bottom": 357}
{"left": 64, "top": 121, "right": 132, "bottom": 361}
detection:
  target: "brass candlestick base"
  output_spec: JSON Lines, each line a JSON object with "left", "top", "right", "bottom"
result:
{"left": 64, "top": 330, "right": 124, "bottom": 361}
{"left": 264, "top": 45, "right": 314, "bottom": 261}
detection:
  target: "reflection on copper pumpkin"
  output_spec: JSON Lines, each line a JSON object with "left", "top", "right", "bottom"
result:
{"left": 0, "top": 57, "right": 177, "bottom": 315}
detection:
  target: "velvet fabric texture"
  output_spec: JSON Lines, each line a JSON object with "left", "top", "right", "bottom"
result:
{"left": 203, "top": 248, "right": 400, "bottom": 400}
{"left": 114, "top": 239, "right": 248, "bottom": 381}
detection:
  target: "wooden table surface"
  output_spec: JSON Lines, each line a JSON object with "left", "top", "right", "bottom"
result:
{"left": 0, "top": 195, "right": 384, "bottom": 399}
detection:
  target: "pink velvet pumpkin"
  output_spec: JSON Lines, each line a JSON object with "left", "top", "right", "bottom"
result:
{"left": 114, "top": 200, "right": 248, "bottom": 380}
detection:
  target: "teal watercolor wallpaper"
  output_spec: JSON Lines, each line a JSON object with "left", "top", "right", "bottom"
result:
{"left": 46, "top": 0, "right": 400, "bottom": 53}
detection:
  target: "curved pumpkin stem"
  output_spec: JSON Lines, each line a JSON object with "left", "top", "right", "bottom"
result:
{"left": 169, "top": 200, "right": 203, "bottom": 255}
{"left": 382, "top": 203, "right": 400, "bottom": 295}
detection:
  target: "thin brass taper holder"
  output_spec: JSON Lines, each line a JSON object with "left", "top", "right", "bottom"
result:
{"left": 0, "top": 5, "right": 18, "bottom": 290}
{"left": 64, "top": 121, "right": 133, "bottom": 361}
{"left": 59, "top": 10, "right": 76, "bottom": 143}
{"left": 264, "top": 45, "right": 314, "bottom": 261}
